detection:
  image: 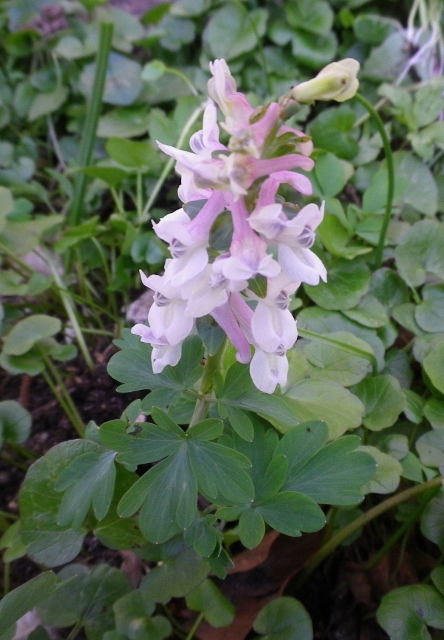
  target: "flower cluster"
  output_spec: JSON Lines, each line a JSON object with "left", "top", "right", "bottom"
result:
{"left": 132, "top": 59, "right": 326, "bottom": 393}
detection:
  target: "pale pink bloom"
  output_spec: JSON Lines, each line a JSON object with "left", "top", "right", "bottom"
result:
{"left": 154, "top": 192, "right": 225, "bottom": 286}
{"left": 220, "top": 197, "right": 280, "bottom": 281}
{"left": 250, "top": 347, "right": 289, "bottom": 394}
{"left": 131, "top": 325, "right": 182, "bottom": 373}
{"left": 139, "top": 271, "right": 194, "bottom": 345}
{"left": 248, "top": 274, "right": 299, "bottom": 353}
{"left": 249, "top": 201, "right": 327, "bottom": 285}
{"left": 159, "top": 138, "right": 314, "bottom": 201}
{"left": 208, "top": 59, "right": 254, "bottom": 128}
{"left": 184, "top": 261, "right": 247, "bottom": 318}
{"left": 211, "top": 301, "right": 252, "bottom": 364}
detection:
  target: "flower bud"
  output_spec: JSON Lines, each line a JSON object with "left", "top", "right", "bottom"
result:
{"left": 291, "top": 58, "right": 360, "bottom": 104}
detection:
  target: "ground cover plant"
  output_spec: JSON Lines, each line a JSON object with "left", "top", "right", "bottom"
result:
{"left": 1, "top": 0, "right": 444, "bottom": 638}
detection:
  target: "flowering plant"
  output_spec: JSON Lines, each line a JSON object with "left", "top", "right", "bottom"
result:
{"left": 132, "top": 59, "right": 326, "bottom": 393}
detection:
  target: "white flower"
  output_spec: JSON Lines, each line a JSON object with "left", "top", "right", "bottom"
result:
{"left": 131, "top": 324, "right": 182, "bottom": 373}
{"left": 250, "top": 347, "right": 289, "bottom": 394}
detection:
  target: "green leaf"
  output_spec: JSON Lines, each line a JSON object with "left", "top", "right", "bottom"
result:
{"left": 312, "top": 151, "right": 350, "bottom": 198}
{"left": 291, "top": 30, "right": 337, "bottom": 69}
{"left": 105, "top": 137, "right": 158, "bottom": 170}
{"left": 113, "top": 591, "right": 171, "bottom": 640}
{"left": 416, "top": 431, "right": 444, "bottom": 468}
{"left": 257, "top": 491, "right": 325, "bottom": 536}
{"left": 187, "top": 418, "right": 224, "bottom": 441}
{"left": 140, "top": 543, "right": 210, "bottom": 602}
{"left": 285, "top": 0, "right": 333, "bottom": 34}
{"left": 304, "top": 258, "right": 370, "bottom": 311}
{"left": 303, "top": 331, "right": 373, "bottom": 387}
{"left": 275, "top": 423, "right": 376, "bottom": 505}
{"left": 224, "top": 404, "right": 254, "bottom": 442}
{"left": 196, "top": 315, "right": 225, "bottom": 355}
{"left": 362, "top": 32, "right": 409, "bottom": 82}
{"left": 0, "top": 573, "right": 58, "bottom": 640}
{"left": 3, "top": 315, "right": 61, "bottom": 356}
{"left": 309, "top": 107, "right": 358, "bottom": 160}
{"left": 377, "top": 585, "right": 444, "bottom": 640}
{"left": 423, "top": 340, "right": 444, "bottom": 395}
{"left": 189, "top": 439, "right": 254, "bottom": 503}
{"left": 81, "top": 166, "right": 129, "bottom": 187}
{"left": 19, "top": 441, "right": 94, "bottom": 567}
{"left": 118, "top": 448, "right": 197, "bottom": 543}
{"left": 358, "top": 446, "right": 402, "bottom": 494}
{"left": 284, "top": 379, "right": 364, "bottom": 439}
{"left": 253, "top": 596, "right": 313, "bottom": 640}
{"left": 424, "top": 398, "right": 444, "bottom": 429}
{"left": 108, "top": 333, "right": 203, "bottom": 392}
{"left": 97, "top": 106, "right": 150, "bottom": 138}
{"left": 28, "top": 84, "right": 68, "bottom": 121}
{"left": 100, "top": 419, "right": 180, "bottom": 465}
{"left": 370, "top": 268, "right": 410, "bottom": 312}
{"left": 55, "top": 449, "right": 117, "bottom": 528}
{"left": 81, "top": 52, "right": 142, "bottom": 106}
{"left": 395, "top": 219, "right": 444, "bottom": 287}
{"left": 317, "top": 214, "right": 371, "bottom": 260}
{"left": 353, "top": 14, "right": 398, "bottom": 45}
{"left": 238, "top": 509, "right": 266, "bottom": 549}
{"left": 351, "top": 375, "right": 406, "bottom": 431}
{"left": 421, "top": 490, "right": 444, "bottom": 551}
{"left": 203, "top": 5, "right": 267, "bottom": 60}
{"left": 343, "top": 294, "right": 389, "bottom": 329}
{"left": 298, "top": 307, "right": 386, "bottom": 369}
{"left": 0, "top": 400, "right": 31, "bottom": 448}
{"left": 416, "top": 285, "right": 444, "bottom": 333}
{"left": 186, "top": 578, "right": 235, "bottom": 628}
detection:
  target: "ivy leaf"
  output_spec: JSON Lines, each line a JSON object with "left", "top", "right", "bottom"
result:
{"left": 55, "top": 449, "right": 117, "bottom": 528}
{"left": 284, "top": 379, "right": 364, "bottom": 438}
{"left": 304, "top": 258, "right": 370, "bottom": 311}
{"left": 0, "top": 573, "right": 58, "bottom": 640}
{"left": 19, "top": 441, "right": 95, "bottom": 567}
{"left": 253, "top": 596, "right": 313, "bottom": 640}
{"left": 186, "top": 578, "right": 235, "bottom": 628}
{"left": 351, "top": 375, "right": 406, "bottom": 431}
{"left": 377, "top": 585, "right": 444, "bottom": 640}
{"left": 395, "top": 219, "right": 444, "bottom": 287}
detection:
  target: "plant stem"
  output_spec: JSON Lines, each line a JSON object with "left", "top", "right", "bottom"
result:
{"left": 46, "top": 254, "right": 95, "bottom": 370}
{"left": 3, "top": 563, "right": 10, "bottom": 596}
{"left": 354, "top": 93, "right": 395, "bottom": 269}
{"left": 66, "top": 620, "right": 84, "bottom": 640}
{"left": 68, "top": 21, "right": 114, "bottom": 228}
{"left": 366, "top": 485, "right": 441, "bottom": 570}
{"left": 296, "top": 476, "right": 443, "bottom": 586}
{"left": 40, "top": 360, "right": 85, "bottom": 437}
{"left": 188, "top": 340, "right": 226, "bottom": 428}
{"left": 185, "top": 612, "right": 204, "bottom": 640}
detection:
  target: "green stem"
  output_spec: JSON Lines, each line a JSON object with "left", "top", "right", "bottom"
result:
{"left": 0, "top": 453, "right": 28, "bottom": 472}
{"left": 0, "top": 510, "right": 18, "bottom": 521}
{"left": 366, "top": 485, "right": 441, "bottom": 570}
{"left": 188, "top": 340, "right": 226, "bottom": 429}
{"left": 6, "top": 441, "right": 37, "bottom": 461}
{"left": 185, "top": 612, "right": 204, "bottom": 640}
{"left": 68, "top": 21, "right": 114, "bottom": 228}
{"left": 66, "top": 620, "right": 84, "bottom": 640}
{"left": 354, "top": 93, "right": 395, "bottom": 269}
{"left": 298, "top": 328, "right": 378, "bottom": 374}
{"left": 41, "top": 360, "right": 85, "bottom": 437}
{"left": 3, "top": 563, "right": 10, "bottom": 596}
{"left": 46, "top": 254, "right": 95, "bottom": 370}
{"left": 296, "top": 476, "right": 442, "bottom": 586}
